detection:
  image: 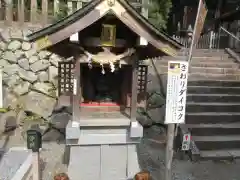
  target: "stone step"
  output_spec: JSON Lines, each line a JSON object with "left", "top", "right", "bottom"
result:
{"left": 187, "top": 123, "right": 240, "bottom": 136}
{"left": 159, "top": 66, "right": 240, "bottom": 74}
{"left": 160, "top": 61, "right": 237, "bottom": 68}
{"left": 193, "top": 135, "right": 240, "bottom": 150}
{"left": 187, "top": 86, "right": 240, "bottom": 94}
{"left": 188, "top": 80, "right": 240, "bottom": 87}
{"left": 187, "top": 94, "right": 240, "bottom": 102}
{"left": 177, "top": 51, "right": 228, "bottom": 56}
{"left": 163, "top": 56, "right": 230, "bottom": 61}
{"left": 189, "top": 73, "right": 240, "bottom": 81}
{"left": 0, "top": 148, "right": 31, "bottom": 180}
{"left": 186, "top": 102, "right": 240, "bottom": 113}
{"left": 185, "top": 112, "right": 240, "bottom": 124}
{"left": 200, "top": 149, "right": 240, "bottom": 160}
{"left": 179, "top": 49, "right": 225, "bottom": 53}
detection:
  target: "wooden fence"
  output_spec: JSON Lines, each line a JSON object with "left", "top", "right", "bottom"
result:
{"left": 0, "top": 0, "right": 144, "bottom": 26}
{"left": 0, "top": 0, "right": 72, "bottom": 26}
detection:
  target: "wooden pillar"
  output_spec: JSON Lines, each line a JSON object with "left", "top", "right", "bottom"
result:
{"left": 77, "top": 1, "right": 82, "bottom": 9}
{"left": 18, "top": 0, "right": 25, "bottom": 25}
{"left": 42, "top": 0, "right": 48, "bottom": 26}
{"left": 130, "top": 55, "right": 138, "bottom": 121}
{"left": 5, "top": 0, "right": 13, "bottom": 25}
{"left": 72, "top": 59, "right": 81, "bottom": 122}
{"left": 141, "top": 0, "right": 148, "bottom": 18}
{"left": 67, "top": 1, "right": 73, "bottom": 15}
{"left": 30, "top": 0, "right": 37, "bottom": 23}
{"left": 54, "top": 0, "right": 60, "bottom": 16}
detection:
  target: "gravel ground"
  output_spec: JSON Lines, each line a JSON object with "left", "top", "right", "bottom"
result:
{"left": 2, "top": 125, "right": 240, "bottom": 180}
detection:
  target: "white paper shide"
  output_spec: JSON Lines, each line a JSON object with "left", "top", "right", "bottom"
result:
{"left": 165, "top": 61, "right": 189, "bottom": 124}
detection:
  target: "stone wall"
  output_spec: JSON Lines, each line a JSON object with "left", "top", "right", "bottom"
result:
{"left": 0, "top": 27, "right": 65, "bottom": 123}
{"left": 144, "top": 58, "right": 168, "bottom": 126}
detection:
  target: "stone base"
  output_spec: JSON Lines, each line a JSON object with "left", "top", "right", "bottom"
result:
{"left": 68, "top": 144, "right": 140, "bottom": 180}
{"left": 66, "top": 119, "right": 143, "bottom": 180}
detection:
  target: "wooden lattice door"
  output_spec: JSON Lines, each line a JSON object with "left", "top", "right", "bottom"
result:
{"left": 137, "top": 65, "right": 148, "bottom": 93}
{"left": 58, "top": 61, "right": 75, "bottom": 96}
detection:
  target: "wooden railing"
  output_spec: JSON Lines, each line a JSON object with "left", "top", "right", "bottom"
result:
{"left": 173, "top": 29, "right": 240, "bottom": 50}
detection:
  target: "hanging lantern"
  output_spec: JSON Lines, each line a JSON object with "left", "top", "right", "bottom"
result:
{"left": 101, "top": 24, "right": 116, "bottom": 47}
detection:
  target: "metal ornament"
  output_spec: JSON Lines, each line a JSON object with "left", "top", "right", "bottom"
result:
{"left": 107, "top": 0, "right": 115, "bottom": 7}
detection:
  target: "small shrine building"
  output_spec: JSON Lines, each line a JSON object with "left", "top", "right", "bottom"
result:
{"left": 26, "top": 0, "right": 182, "bottom": 179}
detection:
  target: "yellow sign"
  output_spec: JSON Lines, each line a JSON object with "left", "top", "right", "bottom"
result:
{"left": 160, "top": 46, "right": 177, "bottom": 57}
{"left": 35, "top": 36, "right": 52, "bottom": 51}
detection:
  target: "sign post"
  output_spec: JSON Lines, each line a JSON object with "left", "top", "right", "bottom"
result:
{"left": 164, "top": 61, "right": 189, "bottom": 180}
{"left": 0, "top": 69, "right": 2, "bottom": 108}
{"left": 188, "top": 0, "right": 208, "bottom": 64}
{"left": 27, "top": 129, "right": 42, "bottom": 180}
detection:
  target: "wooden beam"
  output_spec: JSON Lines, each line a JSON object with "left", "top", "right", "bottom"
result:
{"left": 74, "top": 54, "right": 150, "bottom": 65}
{"left": 72, "top": 59, "right": 81, "bottom": 122}
{"left": 81, "top": 37, "right": 127, "bottom": 47}
{"left": 130, "top": 54, "right": 138, "bottom": 121}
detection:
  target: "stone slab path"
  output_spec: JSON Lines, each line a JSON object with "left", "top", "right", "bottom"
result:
{"left": 1, "top": 126, "right": 240, "bottom": 180}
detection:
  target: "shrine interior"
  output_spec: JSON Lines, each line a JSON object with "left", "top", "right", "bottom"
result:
{"left": 80, "top": 64, "right": 131, "bottom": 107}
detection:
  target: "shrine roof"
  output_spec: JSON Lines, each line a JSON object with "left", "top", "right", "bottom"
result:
{"left": 25, "top": 0, "right": 182, "bottom": 56}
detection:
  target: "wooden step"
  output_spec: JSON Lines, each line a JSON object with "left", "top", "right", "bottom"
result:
{"left": 187, "top": 123, "right": 240, "bottom": 136}
{"left": 187, "top": 94, "right": 240, "bottom": 102}
{"left": 186, "top": 112, "right": 240, "bottom": 124}
{"left": 193, "top": 135, "right": 240, "bottom": 150}
{"left": 200, "top": 149, "right": 240, "bottom": 160}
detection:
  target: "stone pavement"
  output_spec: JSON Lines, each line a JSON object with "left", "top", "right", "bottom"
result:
{"left": 1, "top": 125, "right": 240, "bottom": 180}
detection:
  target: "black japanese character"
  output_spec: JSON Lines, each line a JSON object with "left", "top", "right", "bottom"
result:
{"left": 180, "top": 73, "right": 187, "bottom": 79}
{"left": 181, "top": 64, "right": 187, "bottom": 72}
{"left": 178, "top": 106, "right": 184, "bottom": 111}
{"left": 180, "top": 81, "right": 186, "bottom": 88}
{"left": 178, "top": 113, "right": 183, "bottom": 120}
{"left": 179, "top": 89, "right": 186, "bottom": 96}
{"left": 179, "top": 97, "right": 183, "bottom": 104}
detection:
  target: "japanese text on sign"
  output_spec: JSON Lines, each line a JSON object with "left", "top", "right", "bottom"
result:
{"left": 164, "top": 61, "right": 189, "bottom": 124}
